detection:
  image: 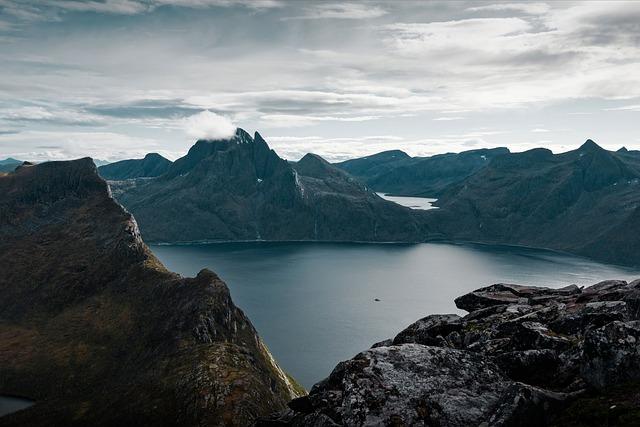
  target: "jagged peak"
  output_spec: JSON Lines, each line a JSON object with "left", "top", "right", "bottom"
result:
{"left": 578, "top": 139, "right": 604, "bottom": 152}
{"left": 618, "top": 147, "right": 629, "bottom": 153}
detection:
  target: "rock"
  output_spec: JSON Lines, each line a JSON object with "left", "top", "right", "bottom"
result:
{"left": 393, "top": 314, "right": 462, "bottom": 346}
{"left": 274, "top": 278, "right": 640, "bottom": 426}
{"left": 293, "top": 344, "right": 512, "bottom": 426}
{"left": 495, "top": 349, "right": 561, "bottom": 387}
{"left": 582, "top": 320, "right": 640, "bottom": 389}
{"left": 454, "top": 284, "right": 580, "bottom": 312}
{"left": 486, "top": 383, "right": 577, "bottom": 427}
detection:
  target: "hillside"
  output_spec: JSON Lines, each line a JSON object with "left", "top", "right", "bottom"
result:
{"left": 336, "top": 147, "right": 510, "bottom": 196}
{"left": 98, "top": 153, "right": 172, "bottom": 180}
{"left": 111, "top": 129, "right": 427, "bottom": 243}
{"left": 0, "top": 159, "right": 302, "bottom": 426}
{"left": 429, "top": 140, "right": 640, "bottom": 266}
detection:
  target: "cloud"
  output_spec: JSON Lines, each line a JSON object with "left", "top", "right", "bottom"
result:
{"left": 433, "top": 116, "right": 464, "bottom": 121}
{"left": 183, "top": 110, "right": 237, "bottom": 140}
{"left": 467, "top": 3, "right": 551, "bottom": 15}
{"left": 604, "top": 104, "right": 640, "bottom": 112}
{"left": 531, "top": 128, "right": 550, "bottom": 132}
{"left": 283, "top": 3, "right": 386, "bottom": 20}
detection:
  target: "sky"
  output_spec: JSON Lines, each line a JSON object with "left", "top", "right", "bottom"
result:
{"left": 1, "top": 0, "right": 640, "bottom": 163}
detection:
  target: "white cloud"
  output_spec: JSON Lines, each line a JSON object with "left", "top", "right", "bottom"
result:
{"left": 433, "top": 116, "right": 464, "bottom": 121}
{"left": 531, "top": 128, "right": 550, "bottom": 132}
{"left": 283, "top": 3, "right": 386, "bottom": 20}
{"left": 467, "top": 3, "right": 551, "bottom": 15}
{"left": 183, "top": 110, "right": 237, "bottom": 140}
{"left": 605, "top": 104, "right": 640, "bottom": 112}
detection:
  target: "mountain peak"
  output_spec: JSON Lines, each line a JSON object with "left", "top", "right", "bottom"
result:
{"left": 143, "top": 152, "right": 164, "bottom": 160}
{"left": 578, "top": 139, "right": 603, "bottom": 152}
{"left": 617, "top": 147, "right": 629, "bottom": 153}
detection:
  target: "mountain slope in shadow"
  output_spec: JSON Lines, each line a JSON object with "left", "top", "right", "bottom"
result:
{"left": 0, "top": 159, "right": 303, "bottom": 427}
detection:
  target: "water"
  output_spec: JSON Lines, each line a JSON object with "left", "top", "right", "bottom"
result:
{"left": 151, "top": 241, "right": 639, "bottom": 388}
{"left": 377, "top": 193, "right": 438, "bottom": 210}
{"left": 0, "top": 396, "right": 34, "bottom": 418}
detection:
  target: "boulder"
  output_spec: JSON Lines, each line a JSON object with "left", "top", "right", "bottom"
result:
{"left": 582, "top": 320, "right": 640, "bottom": 389}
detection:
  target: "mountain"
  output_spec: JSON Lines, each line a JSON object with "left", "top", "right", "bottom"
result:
{"left": 92, "top": 159, "right": 111, "bottom": 167}
{"left": 336, "top": 147, "right": 510, "bottom": 197}
{"left": 0, "top": 158, "right": 22, "bottom": 173}
{"left": 98, "top": 153, "right": 171, "bottom": 180}
{"left": 264, "top": 279, "right": 640, "bottom": 426}
{"left": 111, "top": 129, "right": 427, "bottom": 243}
{"left": 0, "top": 159, "right": 303, "bottom": 426}
{"left": 428, "top": 140, "right": 640, "bottom": 266}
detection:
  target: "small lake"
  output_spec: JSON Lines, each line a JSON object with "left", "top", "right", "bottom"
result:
{"left": 151, "top": 242, "right": 639, "bottom": 388}
{"left": 0, "top": 396, "right": 34, "bottom": 418}
{"left": 377, "top": 193, "right": 438, "bottom": 210}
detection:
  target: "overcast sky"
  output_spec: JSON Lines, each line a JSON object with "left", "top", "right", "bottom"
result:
{"left": 1, "top": 0, "right": 640, "bottom": 162}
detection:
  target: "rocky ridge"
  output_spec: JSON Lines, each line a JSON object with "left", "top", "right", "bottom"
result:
{"left": 111, "top": 129, "right": 427, "bottom": 243}
{"left": 264, "top": 279, "right": 640, "bottom": 426}
{"left": 0, "top": 159, "right": 303, "bottom": 426}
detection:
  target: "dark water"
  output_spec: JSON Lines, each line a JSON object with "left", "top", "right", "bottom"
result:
{"left": 0, "top": 396, "right": 34, "bottom": 417}
{"left": 151, "top": 242, "right": 639, "bottom": 388}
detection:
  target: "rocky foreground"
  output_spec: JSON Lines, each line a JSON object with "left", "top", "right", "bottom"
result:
{"left": 263, "top": 280, "right": 640, "bottom": 426}
{"left": 0, "top": 159, "right": 303, "bottom": 426}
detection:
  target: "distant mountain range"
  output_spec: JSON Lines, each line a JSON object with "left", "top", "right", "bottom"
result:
{"left": 94, "top": 134, "right": 640, "bottom": 266}
{"left": 0, "top": 158, "right": 302, "bottom": 426}
{"left": 429, "top": 140, "right": 640, "bottom": 266}
{"left": 109, "top": 129, "right": 427, "bottom": 243}
{"left": 0, "top": 157, "right": 22, "bottom": 173}
{"left": 335, "top": 147, "right": 510, "bottom": 197}
{"left": 98, "top": 152, "right": 171, "bottom": 180}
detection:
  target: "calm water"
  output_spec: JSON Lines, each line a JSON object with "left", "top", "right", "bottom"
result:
{"left": 377, "top": 193, "right": 438, "bottom": 210}
{"left": 152, "top": 242, "right": 639, "bottom": 388}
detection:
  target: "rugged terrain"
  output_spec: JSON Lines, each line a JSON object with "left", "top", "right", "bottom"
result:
{"left": 98, "top": 152, "right": 172, "bottom": 180}
{"left": 429, "top": 140, "right": 640, "bottom": 266}
{"left": 110, "top": 129, "right": 427, "bottom": 243}
{"left": 0, "top": 159, "right": 303, "bottom": 426}
{"left": 265, "top": 279, "right": 640, "bottom": 426}
{"left": 335, "top": 147, "right": 509, "bottom": 197}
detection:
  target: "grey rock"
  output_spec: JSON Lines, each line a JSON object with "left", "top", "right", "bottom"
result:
{"left": 582, "top": 320, "right": 640, "bottom": 389}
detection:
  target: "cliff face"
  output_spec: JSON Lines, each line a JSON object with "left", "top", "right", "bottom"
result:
{"left": 111, "top": 129, "right": 427, "bottom": 243}
{"left": 0, "top": 159, "right": 303, "bottom": 426}
{"left": 266, "top": 279, "right": 640, "bottom": 426}
{"left": 429, "top": 140, "right": 640, "bottom": 266}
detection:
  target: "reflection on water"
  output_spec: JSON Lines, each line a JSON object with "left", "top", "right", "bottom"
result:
{"left": 151, "top": 241, "right": 639, "bottom": 387}
{"left": 0, "top": 396, "right": 34, "bottom": 418}
{"left": 376, "top": 193, "right": 438, "bottom": 210}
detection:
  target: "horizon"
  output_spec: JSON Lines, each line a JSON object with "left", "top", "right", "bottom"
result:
{"left": 2, "top": 132, "right": 631, "bottom": 165}
{"left": 1, "top": 1, "right": 640, "bottom": 162}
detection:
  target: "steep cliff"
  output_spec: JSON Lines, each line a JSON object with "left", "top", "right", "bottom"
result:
{"left": 0, "top": 159, "right": 303, "bottom": 426}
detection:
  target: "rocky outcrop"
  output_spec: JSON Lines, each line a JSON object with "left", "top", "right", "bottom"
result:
{"left": 264, "top": 279, "right": 640, "bottom": 426}
{"left": 0, "top": 159, "right": 303, "bottom": 426}
{"left": 110, "top": 129, "right": 428, "bottom": 243}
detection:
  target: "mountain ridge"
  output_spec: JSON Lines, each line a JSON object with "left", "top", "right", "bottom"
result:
{"left": 0, "top": 158, "right": 303, "bottom": 426}
{"left": 110, "top": 129, "right": 428, "bottom": 243}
